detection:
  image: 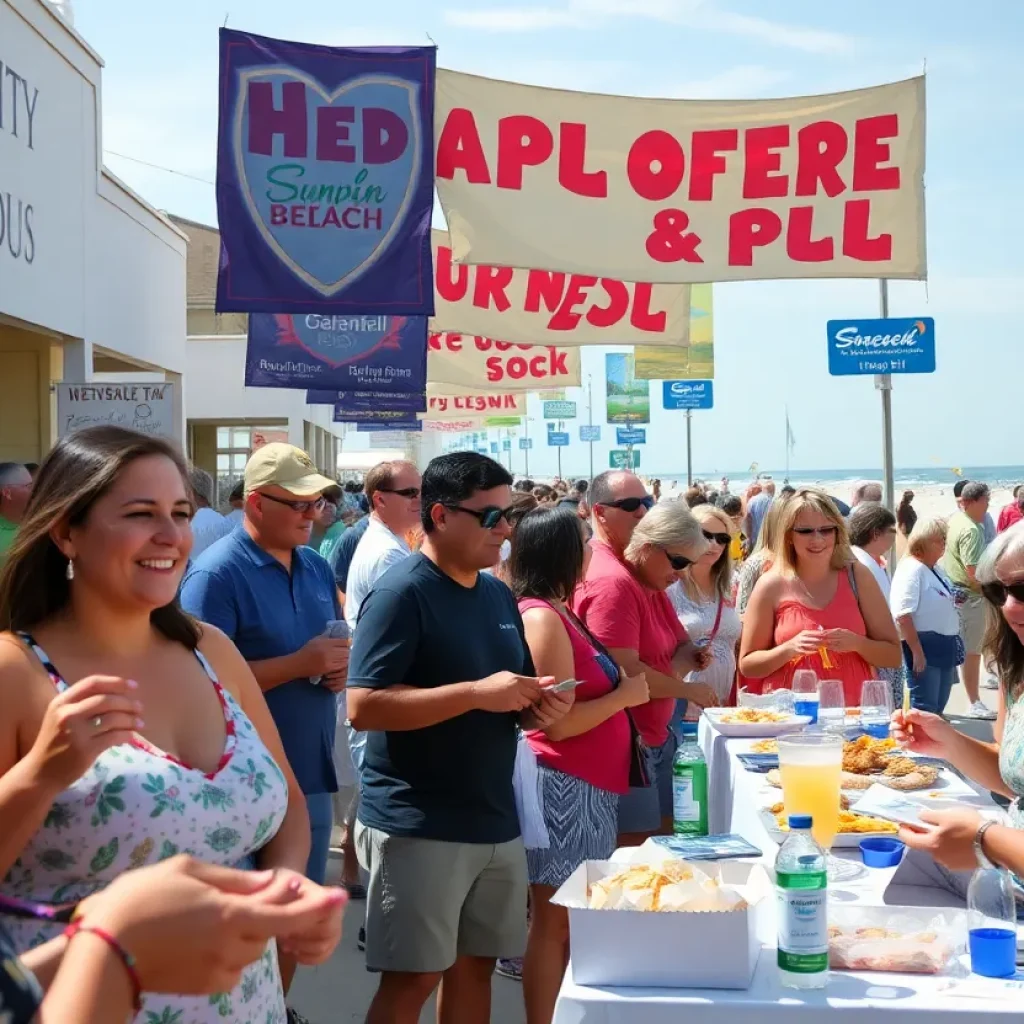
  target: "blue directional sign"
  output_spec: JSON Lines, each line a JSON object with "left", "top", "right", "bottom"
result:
{"left": 663, "top": 380, "right": 713, "bottom": 410}
{"left": 579, "top": 425, "right": 601, "bottom": 442}
{"left": 826, "top": 317, "right": 935, "bottom": 376}
{"left": 519, "top": 437, "right": 533, "bottom": 450}
{"left": 502, "top": 438, "right": 511, "bottom": 451}
{"left": 548, "top": 431, "right": 570, "bottom": 447}
{"left": 490, "top": 442, "right": 499, "bottom": 454}
{"left": 616, "top": 427, "right": 646, "bottom": 445}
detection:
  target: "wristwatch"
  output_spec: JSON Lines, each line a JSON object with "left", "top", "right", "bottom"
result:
{"left": 974, "top": 819, "right": 999, "bottom": 869}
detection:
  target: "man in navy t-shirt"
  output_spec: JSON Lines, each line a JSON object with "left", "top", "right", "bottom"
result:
{"left": 347, "top": 452, "right": 572, "bottom": 1024}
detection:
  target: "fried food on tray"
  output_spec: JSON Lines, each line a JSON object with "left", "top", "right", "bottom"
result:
{"left": 766, "top": 766, "right": 939, "bottom": 793}
{"left": 883, "top": 756, "right": 918, "bottom": 777}
{"left": 587, "top": 861, "right": 748, "bottom": 913}
{"left": 842, "top": 735, "right": 897, "bottom": 774}
{"left": 771, "top": 808, "right": 898, "bottom": 835}
{"left": 721, "top": 708, "right": 789, "bottom": 724}
{"left": 751, "top": 739, "right": 779, "bottom": 754}
{"left": 770, "top": 796, "right": 850, "bottom": 814}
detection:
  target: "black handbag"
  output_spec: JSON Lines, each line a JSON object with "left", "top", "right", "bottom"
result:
{"left": 562, "top": 606, "right": 653, "bottom": 788}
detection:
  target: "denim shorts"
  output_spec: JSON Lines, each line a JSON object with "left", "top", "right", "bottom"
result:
{"left": 615, "top": 731, "right": 677, "bottom": 835}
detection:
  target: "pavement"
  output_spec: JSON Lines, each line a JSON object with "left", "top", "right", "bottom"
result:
{"left": 290, "top": 675, "right": 999, "bottom": 1024}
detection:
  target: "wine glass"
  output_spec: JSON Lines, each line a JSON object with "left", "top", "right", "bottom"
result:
{"left": 859, "top": 679, "right": 893, "bottom": 739}
{"left": 817, "top": 679, "right": 846, "bottom": 735}
{"left": 792, "top": 669, "right": 819, "bottom": 723}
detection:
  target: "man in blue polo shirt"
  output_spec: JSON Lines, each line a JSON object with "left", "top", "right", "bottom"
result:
{"left": 180, "top": 443, "right": 349, "bottom": 1014}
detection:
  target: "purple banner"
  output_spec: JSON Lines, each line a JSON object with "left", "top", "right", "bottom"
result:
{"left": 356, "top": 421, "right": 423, "bottom": 432}
{"left": 307, "top": 388, "right": 426, "bottom": 413}
{"left": 333, "top": 405, "right": 419, "bottom": 424}
{"left": 216, "top": 29, "right": 435, "bottom": 315}
{"left": 246, "top": 313, "right": 428, "bottom": 392}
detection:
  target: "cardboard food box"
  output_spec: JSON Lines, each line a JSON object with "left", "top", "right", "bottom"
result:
{"left": 551, "top": 858, "right": 772, "bottom": 989}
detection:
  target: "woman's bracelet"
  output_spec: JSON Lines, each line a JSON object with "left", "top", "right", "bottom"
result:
{"left": 63, "top": 920, "right": 143, "bottom": 1012}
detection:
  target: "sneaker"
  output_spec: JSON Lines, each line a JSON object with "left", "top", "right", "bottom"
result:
{"left": 357, "top": 925, "right": 366, "bottom": 952}
{"left": 495, "top": 957, "right": 523, "bottom": 981}
{"left": 983, "top": 675, "right": 1000, "bottom": 690}
{"left": 286, "top": 1010, "right": 312, "bottom": 1024}
{"left": 968, "top": 700, "right": 997, "bottom": 720}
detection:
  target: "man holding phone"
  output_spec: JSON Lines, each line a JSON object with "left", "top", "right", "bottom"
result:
{"left": 346, "top": 453, "right": 572, "bottom": 1024}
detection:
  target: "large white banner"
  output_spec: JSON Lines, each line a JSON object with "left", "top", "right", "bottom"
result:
{"left": 429, "top": 230, "right": 689, "bottom": 346}
{"left": 435, "top": 71, "right": 926, "bottom": 283}
{"left": 425, "top": 388, "right": 525, "bottom": 419}
{"left": 427, "top": 332, "right": 581, "bottom": 392}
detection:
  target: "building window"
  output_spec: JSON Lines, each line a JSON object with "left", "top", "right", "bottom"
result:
{"left": 214, "top": 425, "right": 280, "bottom": 506}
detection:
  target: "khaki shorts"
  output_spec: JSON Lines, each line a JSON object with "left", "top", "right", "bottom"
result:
{"left": 354, "top": 822, "right": 528, "bottom": 973}
{"left": 957, "top": 595, "right": 986, "bottom": 655}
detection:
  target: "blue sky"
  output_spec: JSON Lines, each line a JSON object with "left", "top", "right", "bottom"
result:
{"left": 74, "top": 0, "right": 1024, "bottom": 477}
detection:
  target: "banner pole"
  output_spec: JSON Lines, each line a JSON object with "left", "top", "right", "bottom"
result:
{"left": 525, "top": 417, "right": 530, "bottom": 478}
{"left": 877, "top": 279, "right": 895, "bottom": 513}
{"left": 588, "top": 374, "right": 594, "bottom": 489}
{"left": 686, "top": 409, "right": 693, "bottom": 487}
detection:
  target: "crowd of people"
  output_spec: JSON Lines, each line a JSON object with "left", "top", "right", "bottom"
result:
{"left": 3, "top": 434, "right": 1024, "bottom": 1023}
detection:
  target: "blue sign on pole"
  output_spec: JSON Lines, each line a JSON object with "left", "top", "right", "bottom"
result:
{"left": 826, "top": 317, "right": 936, "bottom": 376}
{"left": 502, "top": 439, "right": 512, "bottom": 451}
{"left": 548, "top": 431, "right": 570, "bottom": 447}
{"left": 490, "top": 442, "right": 499, "bottom": 454}
{"left": 519, "top": 437, "right": 533, "bottom": 450}
{"left": 662, "top": 380, "right": 713, "bottom": 410}
{"left": 616, "top": 427, "right": 646, "bottom": 445}
{"left": 579, "top": 425, "right": 601, "bottom": 442}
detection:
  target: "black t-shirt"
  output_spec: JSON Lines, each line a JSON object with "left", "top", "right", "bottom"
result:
{"left": 347, "top": 552, "right": 533, "bottom": 843}
{"left": 0, "top": 924, "right": 43, "bottom": 1024}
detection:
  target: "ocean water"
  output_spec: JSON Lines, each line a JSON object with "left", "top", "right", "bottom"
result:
{"left": 666, "top": 466, "right": 1024, "bottom": 492}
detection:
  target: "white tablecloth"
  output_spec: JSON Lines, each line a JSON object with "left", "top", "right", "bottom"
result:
{"left": 554, "top": 726, "right": 1022, "bottom": 1023}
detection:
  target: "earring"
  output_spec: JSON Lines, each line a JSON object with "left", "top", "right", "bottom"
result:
{"left": 65, "top": 559, "right": 74, "bottom": 581}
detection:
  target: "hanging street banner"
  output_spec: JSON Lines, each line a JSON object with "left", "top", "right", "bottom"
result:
{"left": 435, "top": 70, "right": 926, "bottom": 284}
{"left": 636, "top": 282, "right": 714, "bottom": 381}
{"left": 331, "top": 389, "right": 427, "bottom": 414}
{"left": 542, "top": 400, "right": 576, "bottom": 419}
{"left": 548, "top": 431, "right": 570, "bottom": 447}
{"left": 333, "top": 406, "right": 419, "bottom": 424}
{"left": 247, "top": 313, "right": 428, "bottom": 392}
{"left": 426, "top": 392, "right": 525, "bottom": 419}
{"left": 826, "top": 316, "right": 936, "bottom": 376}
{"left": 427, "top": 332, "right": 581, "bottom": 392}
{"left": 422, "top": 418, "right": 483, "bottom": 433}
{"left": 356, "top": 420, "right": 422, "bottom": 432}
{"left": 663, "top": 380, "right": 714, "bottom": 409}
{"left": 519, "top": 437, "right": 533, "bottom": 450}
{"left": 605, "top": 352, "right": 651, "bottom": 424}
{"left": 616, "top": 427, "right": 646, "bottom": 445}
{"left": 216, "top": 30, "right": 435, "bottom": 314}
{"left": 429, "top": 230, "right": 689, "bottom": 347}
{"left": 579, "top": 425, "right": 601, "bottom": 442}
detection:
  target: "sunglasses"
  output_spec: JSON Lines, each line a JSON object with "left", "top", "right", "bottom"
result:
{"left": 258, "top": 492, "right": 327, "bottom": 514}
{"left": 445, "top": 504, "right": 515, "bottom": 529}
{"left": 601, "top": 495, "right": 655, "bottom": 513}
{"left": 702, "top": 529, "right": 731, "bottom": 546}
{"left": 982, "top": 581, "right": 1024, "bottom": 607}
{"left": 664, "top": 550, "right": 693, "bottom": 571}
{"left": 792, "top": 526, "right": 839, "bottom": 538}
{"left": 378, "top": 487, "right": 420, "bottom": 499}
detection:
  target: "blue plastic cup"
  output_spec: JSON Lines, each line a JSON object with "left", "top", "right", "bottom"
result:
{"left": 969, "top": 927, "right": 1017, "bottom": 978}
{"left": 859, "top": 838, "right": 905, "bottom": 868}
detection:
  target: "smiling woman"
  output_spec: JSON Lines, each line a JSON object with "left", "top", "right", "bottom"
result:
{"left": 0, "top": 426, "right": 338, "bottom": 1023}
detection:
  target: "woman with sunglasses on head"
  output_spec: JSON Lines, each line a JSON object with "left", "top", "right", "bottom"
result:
{"left": 893, "top": 521, "right": 1024, "bottom": 876}
{"left": 667, "top": 504, "right": 742, "bottom": 712}
{"left": 739, "top": 489, "right": 901, "bottom": 704}
{"left": 572, "top": 494, "right": 714, "bottom": 844}
{"left": 507, "top": 506, "right": 648, "bottom": 1024}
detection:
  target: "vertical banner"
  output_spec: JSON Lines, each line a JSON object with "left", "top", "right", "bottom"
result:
{"left": 605, "top": 353, "right": 650, "bottom": 424}
{"left": 246, "top": 314, "right": 428, "bottom": 392}
{"left": 635, "top": 283, "right": 714, "bottom": 380}
{"left": 216, "top": 29, "right": 435, "bottom": 314}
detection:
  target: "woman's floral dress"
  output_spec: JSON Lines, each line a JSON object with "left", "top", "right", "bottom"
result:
{"left": 1, "top": 635, "right": 291, "bottom": 1024}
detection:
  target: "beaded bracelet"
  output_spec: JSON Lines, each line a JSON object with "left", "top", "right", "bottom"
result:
{"left": 63, "top": 920, "right": 143, "bottom": 1013}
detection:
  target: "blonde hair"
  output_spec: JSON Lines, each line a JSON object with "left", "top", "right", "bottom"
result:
{"left": 752, "top": 493, "right": 790, "bottom": 557}
{"left": 771, "top": 488, "right": 852, "bottom": 574}
{"left": 680, "top": 503, "right": 733, "bottom": 601}
{"left": 907, "top": 516, "right": 948, "bottom": 559}
{"left": 625, "top": 498, "right": 708, "bottom": 564}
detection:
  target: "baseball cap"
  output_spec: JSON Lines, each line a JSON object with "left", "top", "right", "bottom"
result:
{"left": 244, "top": 443, "right": 336, "bottom": 497}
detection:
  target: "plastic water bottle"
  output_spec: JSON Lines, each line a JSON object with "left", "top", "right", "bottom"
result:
{"left": 672, "top": 723, "right": 708, "bottom": 836}
{"left": 776, "top": 814, "right": 829, "bottom": 988}
{"left": 968, "top": 866, "right": 1018, "bottom": 978}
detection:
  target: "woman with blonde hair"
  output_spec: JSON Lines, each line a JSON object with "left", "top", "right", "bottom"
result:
{"left": 668, "top": 504, "right": 741, "bottom": 707}
{"left": 739, "top": 488, "right": 901, "bottom": 703}
{"left": 735, "top": 494, "right": 790, "bottom": 616}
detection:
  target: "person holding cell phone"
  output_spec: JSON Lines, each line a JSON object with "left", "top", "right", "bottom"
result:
{"left": 507, "top": 505, "right": 649, "bottom": 1024}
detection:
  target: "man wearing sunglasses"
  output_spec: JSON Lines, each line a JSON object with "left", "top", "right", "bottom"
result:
{"left": 181, "top": 443, "right": 350, "bottom": 1008}
{"left": 346, "top": 453, "right": 572, "bottom": 1024}
{"left": 588, "top": 469, "right": 654, "bottom": 551}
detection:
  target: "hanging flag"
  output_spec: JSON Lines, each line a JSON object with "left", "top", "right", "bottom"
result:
{"left": 786, "top": 410, "right": 797, "bottom": 453}
{"left": 216, "top": 29, "right": 435, "bottom": 314}
{"left": 247, "top": 314, "right": 428, "bottom": 392}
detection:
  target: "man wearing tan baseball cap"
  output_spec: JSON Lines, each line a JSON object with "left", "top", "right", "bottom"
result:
{"left": 181, "top": 442, "right": 349, "bottom": 1016}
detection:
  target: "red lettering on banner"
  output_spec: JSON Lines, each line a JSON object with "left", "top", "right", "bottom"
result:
{"left": 473, "top": 265, "right": 514, "bottom": 311}
{"left": 322, "top": 206, "right": 342, "bottom": 228}
{"left": 843, "top": 199, "right": 891, "bottom": 261}
{"left": 342, "top": 208, "right": 362, "bottom": 229}
{"left": 743, "top": 125, "right": 790, "bottom": 200}
{"left": 436, "top": 246, "right": 469, "bottom": 302}
{"left": 630, "top": 284, "right": 667, "bottom": 333}
{"left": 585, "top": 279, "right": 629, "bottom": 329}
{"left": 497, "top": 115, "right": 554, "bottom": 190}
{"left": 689, "top": 130, "right": 738, "bottom": 201}
{"left": 853, "top": 115, "right": 900, "bottom": 191}
{"left": 728, "top": 208, "right": 782, "bottom": 266}
{"left": 248, "top": 82, "right": 307, "bottom": 157}
{"left": 524, "top": 270, "right": 565, "bottom": 316}
{"left": 647, "top": 210, "right": 703, "bottom": 263}
{"left": 627, "top": 130, "right": 685, "bottom": 201}
{"left": 270, "top": 204, "right": 288, "bottom": 225}
{"left": 559, "top": 123, "right": 608, "bottom": 197}
{"left": 427, "top": 332, "right": 464, "bottom": 352}
{"left": 795, "top": 122, "right": 848, "bottom": 197}
{"left": 787, "top": 206, "right": 833, "bottom": 262}
{"left": 316, "top": 106, "right": 356, "bottom": 162}
{"left": 548, "top": 276, "right": 597, "bottom": 330}
{"left": 364, "top": 208, "right": 383, "bottom": 230}
{"left": 436, "top": 108, "right": 491, "bottom": 183}
{"left": 550, "top": 350, "right": 569, "bottom": 375}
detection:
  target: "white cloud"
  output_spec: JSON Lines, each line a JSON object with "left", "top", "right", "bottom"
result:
{"left": 702, "top": 10, "right": 853, "bottom": 56}
{"left": 666, "top": 65, "right": 792, "bottom": 99}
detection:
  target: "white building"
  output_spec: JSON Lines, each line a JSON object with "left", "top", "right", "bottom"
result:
{"left": 0, "top": 0, "right": 186, "bottom": 461}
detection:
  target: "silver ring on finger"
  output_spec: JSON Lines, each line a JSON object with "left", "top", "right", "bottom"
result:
{"left": 92, "top": 715, "right": 103, "bottom": 731}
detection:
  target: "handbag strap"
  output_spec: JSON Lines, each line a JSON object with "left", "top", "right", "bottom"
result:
{"left": 928, "top": 565, "right": 953, "bottom": 596}
{"left": 707, "top": 596, "right": 724, "bottom": 644}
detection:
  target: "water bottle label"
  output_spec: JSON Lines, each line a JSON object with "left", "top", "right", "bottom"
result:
{"left": 777, "top": 889, "right": 828, "bottom": 972}
{"left": 673, "top": 776, "right": 700, "bottom": 822}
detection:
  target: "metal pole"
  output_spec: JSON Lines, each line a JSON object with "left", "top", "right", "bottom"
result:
{"left": 877, "top": 280, "right": 895, "bottom": 513}
{"left": 557, "top": 444, "right": 562, "bottom": 480}
{"left": 686, "top": 409, "right": 693, "bottom": 486}
{"left": 587, "top": 374, "right": 594, "bottom": 488}
{"left": 524, "top": 418, "right": 530, "bottom": 478}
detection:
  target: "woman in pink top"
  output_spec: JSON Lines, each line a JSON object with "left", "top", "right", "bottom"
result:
{"left": 740, "top": 489, "right": 901, "bottom": 705}
{"left": 507, "top": 506, "right": 648, "bottom": 1024}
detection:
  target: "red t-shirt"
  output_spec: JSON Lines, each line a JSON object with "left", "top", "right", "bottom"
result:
{"left": 998, "top": 503, "right": 1023, "bottom": 533}
{"left": 519, "top": 598, "right": 631, "bottom": 794}
{"left": 570, "top": 540, "right": 686, "bottom": 748}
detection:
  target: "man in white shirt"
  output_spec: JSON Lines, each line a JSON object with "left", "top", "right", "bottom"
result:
{"left": 188, "top": 467, "right": 233, "bottom": 560}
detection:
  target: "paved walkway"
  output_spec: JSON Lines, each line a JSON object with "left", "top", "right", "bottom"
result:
{"left": 292, "top": 677, "right": 998, "bottom": 1023}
